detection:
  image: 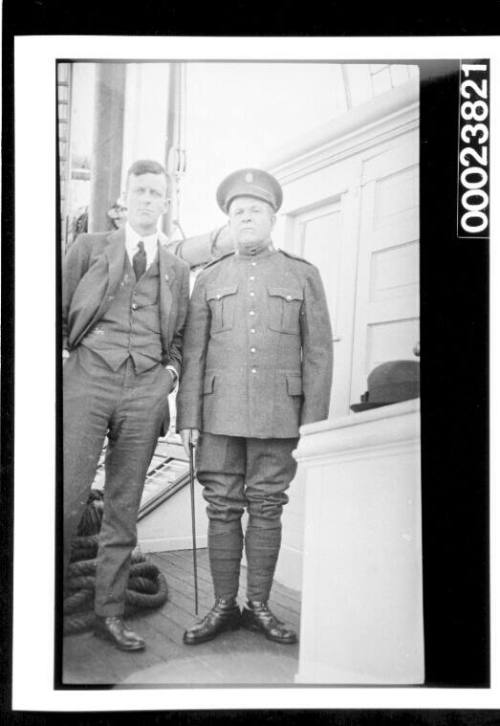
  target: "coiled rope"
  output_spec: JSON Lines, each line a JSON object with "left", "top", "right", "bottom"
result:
{"left": 64, "top": 491, "right": 168, "bottom": 635}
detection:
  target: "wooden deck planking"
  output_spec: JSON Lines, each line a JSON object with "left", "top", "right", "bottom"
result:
{"left": 157, "top": 550, "right": 301, "bottom": 626}
{"left": 63, "top": 628, "right": 168, "bottom": 685}
{"left": 62, "top": 548, "right": 301, "bottom": 686}
{"left": 152, "top": 562, "right": 301, "bottom": 637}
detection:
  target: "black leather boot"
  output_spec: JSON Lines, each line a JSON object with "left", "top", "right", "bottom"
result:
{"left": 183, "top": 598, "right": 241, "bottom": 645}
{"left": 241, "top": 600, "right": 297, "bottom": 644}
{"left": 93, "top": 615, "right": 146, "bottom": 651}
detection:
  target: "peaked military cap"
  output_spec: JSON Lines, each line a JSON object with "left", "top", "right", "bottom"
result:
{"left": 216, "top": 168, "right": 283, "bottom": 213}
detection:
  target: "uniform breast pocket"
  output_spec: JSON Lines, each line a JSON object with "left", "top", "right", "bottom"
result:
{"left": 267, "top": 287, "right": 303, "bottom": 334}
{"left": 206, "top": 284, "right": 239, "bottom": 333}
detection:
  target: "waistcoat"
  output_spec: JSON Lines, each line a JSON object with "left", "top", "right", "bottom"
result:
{"left": 82, "top": 255, "right": 162, "bottom": 372}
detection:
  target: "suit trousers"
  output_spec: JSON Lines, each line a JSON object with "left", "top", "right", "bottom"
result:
{"left": 63, "top": 346, "right": 171, "bottom": 616}
{"left": 196, "top": 433, "right": 299, "bottom": 601}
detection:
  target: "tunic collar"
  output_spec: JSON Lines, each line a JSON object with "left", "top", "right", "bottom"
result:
{"left": 234, "top": 244, "right": 277, "bottom": 261}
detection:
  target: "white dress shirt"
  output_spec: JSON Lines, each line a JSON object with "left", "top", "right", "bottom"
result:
{"left": 125, "top": 222, "right": 158, "bottom": 270}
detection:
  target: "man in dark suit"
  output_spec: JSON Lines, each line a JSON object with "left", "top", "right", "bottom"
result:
{"left": 176, "top": 169, "right": 333, "bottom": 646}
{"left": 62, "top": 159, "right": 190, "bottom": 652}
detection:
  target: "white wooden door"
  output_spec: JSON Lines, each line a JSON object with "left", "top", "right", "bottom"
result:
{"left": 292, "top": 194, "right": 359, "bottom": 417}
{"left": 350, "top": 134, "right": 420, "bottom": 405}
{"left": 273, "top": 128, "right": 419, "bottom": 419}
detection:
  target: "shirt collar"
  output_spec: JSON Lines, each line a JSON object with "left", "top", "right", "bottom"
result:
{"left": 125, "top": 222, "right": 159, "bottom": 266}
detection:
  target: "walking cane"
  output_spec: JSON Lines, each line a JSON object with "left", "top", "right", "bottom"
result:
{"left": 188, "top": 430, "right": 199, "bottom": 615}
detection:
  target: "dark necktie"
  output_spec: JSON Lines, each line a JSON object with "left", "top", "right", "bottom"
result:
{"left": 132, "top": 240, "right": 147, "bottom": 280}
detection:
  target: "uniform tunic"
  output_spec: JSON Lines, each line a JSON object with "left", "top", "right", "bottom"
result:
{"left": 177, "top": 246, "right": 333, "bottom": 438}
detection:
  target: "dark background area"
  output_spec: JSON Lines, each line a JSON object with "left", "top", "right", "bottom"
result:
{"left": 419, "top": 59, "right": 489, "bottom": 687}
{"left": 1, "top": 2, "right": 497, "bottom": 724}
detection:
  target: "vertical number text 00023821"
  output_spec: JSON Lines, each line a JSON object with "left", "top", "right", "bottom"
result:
{"left": 457, "top": 61, "right": 490, "bottom": 238}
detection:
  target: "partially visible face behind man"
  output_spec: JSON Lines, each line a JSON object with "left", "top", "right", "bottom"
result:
{"left": 228, "top": 196, "right": 276, "bottom": 256}
{"left": 126, "top": 171, "right": 169, "bottom": 235}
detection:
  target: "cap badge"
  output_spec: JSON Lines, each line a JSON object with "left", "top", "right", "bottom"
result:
{"left": 245, "top": 172, "right": 254, "bottom": 183}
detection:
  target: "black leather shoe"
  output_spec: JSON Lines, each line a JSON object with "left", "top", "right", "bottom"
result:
{"left": 93, "top": 616, "right": 146, "bottom": 652}
{"left": 241, "top": 601, "right": 298, "bottom": 644}
{"left": 183, "top": 599, "right": 241, "bottom": 645}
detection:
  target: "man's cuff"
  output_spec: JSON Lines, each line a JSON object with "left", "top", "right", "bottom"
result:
{"left": 165, "top": 365, "right": 179, "bottom": 388}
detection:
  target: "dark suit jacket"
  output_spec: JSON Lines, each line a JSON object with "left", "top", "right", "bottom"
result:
{"left": 62, "top": 228, "right": 190, "bottom": 375}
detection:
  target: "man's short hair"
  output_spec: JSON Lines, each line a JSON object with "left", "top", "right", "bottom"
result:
{"left": 126, "top": 160, "right": 170, "bottom": 194}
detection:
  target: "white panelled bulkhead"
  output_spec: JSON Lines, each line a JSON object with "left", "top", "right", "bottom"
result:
{"left": 267, "top": 77, "right": 420, "bottom": 591}
{"left": 265, "top": 77, "right": 423, "bottom": 683}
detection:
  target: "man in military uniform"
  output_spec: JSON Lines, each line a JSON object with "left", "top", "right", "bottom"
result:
{"left": 176, "top": 168, "right": 333, "bottom": 645}
{"left": 62, "top": 160, "right": 190, "bottom": 652}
